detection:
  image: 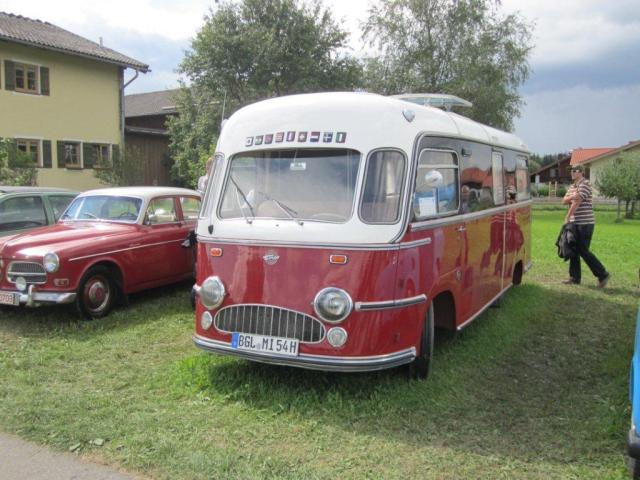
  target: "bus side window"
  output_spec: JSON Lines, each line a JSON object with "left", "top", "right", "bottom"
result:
{"left": 413, "top": 150, "right": 459, "bottom": 221}
{"left": 516, "top": 155, "right": 530, "bottom": 201}
{"left": 360, "top": 150, "right": 406, "bottom": 224}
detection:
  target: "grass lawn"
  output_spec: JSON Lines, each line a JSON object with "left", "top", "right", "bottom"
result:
{"left": 1, "top": 209, "right": 638, "bottom": 479}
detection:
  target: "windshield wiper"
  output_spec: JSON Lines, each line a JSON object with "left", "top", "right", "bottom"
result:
{"left": 229, "top": 175, "right": 255, "bottom": 224}
{"left": 261, "top": 193, "right": 303, "bottom": 226}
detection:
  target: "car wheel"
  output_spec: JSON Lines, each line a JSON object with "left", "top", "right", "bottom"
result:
{"left": 76, "top": 266, "right": 114, "bottom": 319}
{"left": 409, "top": 303, "right": 434, "bottom": 380}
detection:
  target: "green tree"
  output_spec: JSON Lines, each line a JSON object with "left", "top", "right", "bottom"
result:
{"left": 168, "top": 0, "right": 363, "bottom": 187}
{"left": 0, "top": 139, "right": 38, "bottom": 186}
{"left": 93, "top": 145, "right": 144, "bottom": 187}
{"left": 595, "top": 153, "right": 640, "bottom": 221}
{"left": 362, "top": 0, "right": 533, "bottom": 131}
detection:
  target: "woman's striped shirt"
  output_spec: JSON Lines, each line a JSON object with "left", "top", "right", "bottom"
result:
{"left": 568, "top": 179, "right": 595, "bottom": 225}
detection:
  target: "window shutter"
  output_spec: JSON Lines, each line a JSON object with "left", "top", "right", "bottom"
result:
{"left": 7, "top": 139, "right": 18, "bottom": 167}
{"left": 43, "top": 140, "right": 52, "bottom": 168}
{"left": 56, "top": 141, "right": 65, "bottom": 168}
{"left": 40, "top": 67, "right": 50, "bottom": 95}
{"left": 4, "top": 61, "right": 15, "bottom": 91}
{"left": 83, "top": 143, "right": 96, "bottom": 169}
{"left": 112, "top": 144, "right": 120, "bottom": 166}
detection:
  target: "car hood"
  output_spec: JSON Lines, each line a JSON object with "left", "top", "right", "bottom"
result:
{"left": 0, "top": 222, "right": 138, "bottom": 259}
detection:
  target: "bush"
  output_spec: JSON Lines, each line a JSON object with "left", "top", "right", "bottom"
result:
{"left": 0, "top": 139, "right": 38, "bottom": 186}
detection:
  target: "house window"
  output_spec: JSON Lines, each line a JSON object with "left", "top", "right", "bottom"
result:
{"left": 16, "top": 139, "right": 41, "bottom": 166}
{"left": 15, "top": 63, "right": 39, "bottom": 94}
{"left": 95, "top": 144, "right": 110, "bottom": 167}
{"left": 63, "top": 142, "right": 81, "bottom": 168}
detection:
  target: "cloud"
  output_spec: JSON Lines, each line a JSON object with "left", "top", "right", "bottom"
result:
{"left": 514, "top": 84, "right": 640, "bottom": 153}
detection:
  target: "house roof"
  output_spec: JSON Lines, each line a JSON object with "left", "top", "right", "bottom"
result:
{"left": 531, "top": 156, "right": 571, "bottom": 176}
{"left": 570, "top": 147, "right": 615, "bottom": 166}
{"left": 577, "top": 140, "right": 640, "bottom": 166}
{"left": 125, "top": 89, "right": 180, "bottom": 117}
{"left": 0, "top": 12, "right": 149, "bottom": 72}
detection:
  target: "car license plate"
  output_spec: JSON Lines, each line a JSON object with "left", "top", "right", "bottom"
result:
{"left": 0, "top": 291, "right": 19, "bottom": 306}
{"left": 231, "top": 332, "right": 299, "bottom": 357}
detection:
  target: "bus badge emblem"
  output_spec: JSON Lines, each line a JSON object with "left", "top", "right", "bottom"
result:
{"left": 263, "top": 251, "right": 280, "bottom": 265}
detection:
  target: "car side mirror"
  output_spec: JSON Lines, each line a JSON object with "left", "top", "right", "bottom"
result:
{"left": 144, "top": 213, "right": 157, "bottom": 225}
{"left": 423, "top": 170, "right": 444, "bottom": 189}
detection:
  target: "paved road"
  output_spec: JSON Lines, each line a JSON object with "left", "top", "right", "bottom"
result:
{"left": 0, "top": 433, "right": 140, "bottom": 480}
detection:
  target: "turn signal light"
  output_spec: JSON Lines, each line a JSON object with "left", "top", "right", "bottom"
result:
{"left": 210, "top": 248, "right": 223, "bottom": 257}
{"left": 329, "top": 254, "right": 348, "bottom": 265}
{"left": 54, "top": 279, "right": 69, "bottom": 287}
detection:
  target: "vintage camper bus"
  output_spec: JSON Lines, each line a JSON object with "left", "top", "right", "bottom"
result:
{"left": 192, "top": 92, "right": 531, "bottom": 378}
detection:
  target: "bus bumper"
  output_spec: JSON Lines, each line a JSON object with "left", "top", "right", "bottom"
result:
{"left": 192, "top": 334, "right": 416, "bottom": 372}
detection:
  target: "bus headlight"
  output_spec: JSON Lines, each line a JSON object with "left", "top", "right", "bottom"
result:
{"left": 201, "top": 276, "right": 226, "bottom": 309}
{"left": 313, "top": 287, "right": 352, "bottom": 323}
{"left": 43, "top": 252, "right": 60, "bottom": 273}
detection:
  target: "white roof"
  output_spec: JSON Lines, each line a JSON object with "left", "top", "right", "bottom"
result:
{"left": 219, "top": 92, "right": 528, "bottom": 154}
{"left": 78, "top": 186, "right": 199, "bottom": 200}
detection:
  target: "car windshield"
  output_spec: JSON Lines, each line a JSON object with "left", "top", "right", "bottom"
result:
{"left": 61, "top": 195, "right": 142, "bottom": 223}
{"left": 218, "top": 149, "right": 361, "bottom": 223}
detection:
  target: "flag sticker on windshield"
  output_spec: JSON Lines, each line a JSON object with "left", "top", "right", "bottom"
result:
{"left": 275, "top": 132, "right": 284, "bottom": 143}
{"left": 298, "top": 132, "right": 308, "bottom": 142}
{"left": 323, "top": 132, "right": 333, "bottom": 143}
{"left": 336, "top": 132, "right": 347, "bottom": 143}
{"left": 286, "top": 131, "right": 296, "bottom": 142}
{"left": 245, "top": 137, "right": 254, "bottom": 146}
{"left": 310, "top": 131, "right": 320, "bottom": 142}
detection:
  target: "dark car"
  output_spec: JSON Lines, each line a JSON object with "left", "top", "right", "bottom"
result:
{"left": 0, "top": 187, "right": 77, "bottom": 238}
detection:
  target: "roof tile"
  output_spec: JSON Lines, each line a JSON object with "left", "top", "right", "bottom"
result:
{"left": 0, "top": 12, "right": 148, "bottom": 71}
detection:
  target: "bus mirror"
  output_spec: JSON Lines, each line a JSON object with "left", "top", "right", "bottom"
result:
{"left": 423, "top": 170, "right": 444, "bottom": 189}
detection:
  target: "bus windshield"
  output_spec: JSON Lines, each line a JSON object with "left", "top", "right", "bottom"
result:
{"left": 219, "top": 149, "right": 361, "bottom": 223}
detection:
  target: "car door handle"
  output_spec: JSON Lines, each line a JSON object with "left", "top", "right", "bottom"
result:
{"left": 456, "top": 226, "right": 466, "bottom": 232}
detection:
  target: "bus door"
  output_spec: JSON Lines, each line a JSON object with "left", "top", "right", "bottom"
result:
{"left": 459, "top": 150, "right": 506, "bottom": 318}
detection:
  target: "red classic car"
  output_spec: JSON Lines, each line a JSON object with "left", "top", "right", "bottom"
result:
{"left": 0, "top": 187, "right": 201, "bottom": 318}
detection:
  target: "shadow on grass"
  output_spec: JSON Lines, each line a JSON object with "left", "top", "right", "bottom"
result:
{"left": 0, "top": 279, "right": 194, "bottom": 339}
{"left": 174, "top": 282, "right": 636, "bottom": 466}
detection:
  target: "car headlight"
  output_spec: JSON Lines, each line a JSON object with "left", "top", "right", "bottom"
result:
{"left": 200, "top": 276, "right": 226, "bottom": 309}
{"left": 313, "top": 287, "right": 353, "bottom": 323}
{"left": 43, "top": 252, "right": 60, "bottom": 273}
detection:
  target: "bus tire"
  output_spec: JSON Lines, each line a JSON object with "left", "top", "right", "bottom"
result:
{"left": 410, "top": 303, "right": 435, "bottom": 380}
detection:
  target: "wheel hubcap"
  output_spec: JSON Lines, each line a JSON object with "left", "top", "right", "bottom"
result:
{"left": 84, "top": 277, "right": 110, "bottom": 311}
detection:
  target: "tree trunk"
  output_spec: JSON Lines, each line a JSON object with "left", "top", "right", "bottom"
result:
{"left": 617, "top": 199, "right": 622, "bottom": 221}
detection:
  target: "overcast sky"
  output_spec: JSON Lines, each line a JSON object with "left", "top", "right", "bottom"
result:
{"left": 2, "top": 0, "right": 639, "bottom": 154}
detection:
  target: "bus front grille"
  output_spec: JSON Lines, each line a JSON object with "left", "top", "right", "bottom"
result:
{"left": 214, "top": 304, "right": 325, "bottom": 343}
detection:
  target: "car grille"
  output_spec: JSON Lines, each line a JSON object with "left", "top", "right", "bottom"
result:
{"left": 214, "top": 305, "right": 326, "bottom": 343}
{"left": 7, "top": 262, "right": 47, "bottom": 284}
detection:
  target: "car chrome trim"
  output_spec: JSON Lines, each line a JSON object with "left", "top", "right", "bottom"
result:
{"left": 196, "top": 236, "right": 431, "bottom": 251}
{"left": 69, "top": 239, "right": 184, "bottom": 262}
{"left": 7, "top": 261, "right": 47, "bottom": 284}
{"left": 524, "top": 260, "right": 533, "bottom": 273}
{"left": 410, "top": 200, "right": 533, "bottom": 232}
{"left": 0, "top": 287, "right": 76, "bottom": 306}
{"left": 355, "top": 294, "right": 427, "bottom": 312}
{"left": 192, "top": 334, "right": 416, "bottom": 372}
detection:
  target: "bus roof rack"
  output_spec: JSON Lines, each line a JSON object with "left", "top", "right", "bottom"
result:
{"left": 391, "top": 93, "right": 473, "bottom": 111}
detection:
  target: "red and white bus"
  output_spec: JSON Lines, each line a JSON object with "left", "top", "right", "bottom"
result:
{"left": 192, "top": 92, "right": 531, "bottom": 378}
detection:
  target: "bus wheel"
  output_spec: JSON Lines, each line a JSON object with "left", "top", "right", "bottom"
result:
{"left": 409, "top": 303, "right": 435, "bottom": 380}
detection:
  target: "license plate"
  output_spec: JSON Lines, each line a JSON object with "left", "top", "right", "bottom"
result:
{"left": 231, "top": 332, "right": 299, "bottom": 357}
{"left": 0, "top": 291, "right": 19, "bottom": 306}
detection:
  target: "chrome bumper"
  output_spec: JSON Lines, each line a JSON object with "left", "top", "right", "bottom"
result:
{"left": 192, "top": 334, "right": 416, "bottom": 372}
{"left": 0, "top": 285, "right": 76, "bottom": 307}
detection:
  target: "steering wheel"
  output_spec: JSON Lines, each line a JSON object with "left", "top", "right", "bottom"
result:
{"left": 310, "top": 213, "right": 348, "bottom": 222}
{"left": 82, "top": 212, "right": 98, "bottom": 219}
{"left": 117, "top": 211, "right": 138, "bottom": 220}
